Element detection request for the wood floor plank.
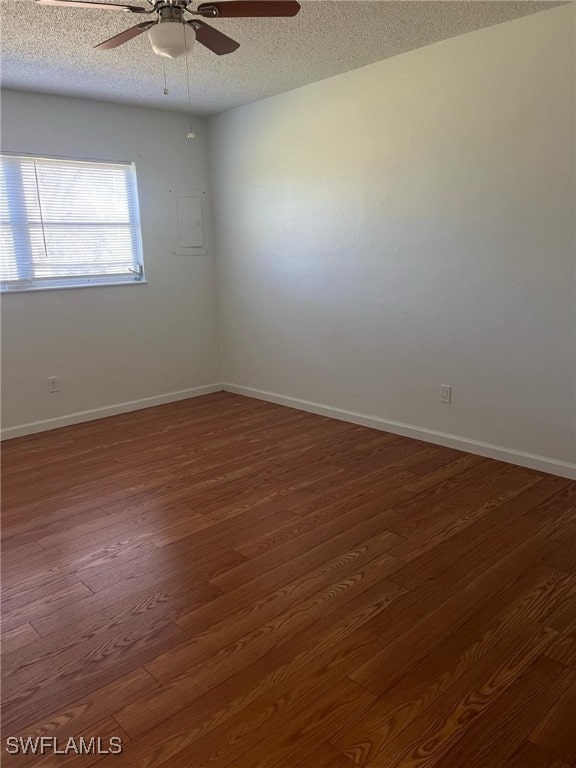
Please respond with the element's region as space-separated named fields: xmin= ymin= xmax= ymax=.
xmin=545 ymin=616 xmax=576 ymax=669
xmin=386 ymin=463 xmax=536 ymax=539
xmin=431 ymin=657 xmax=574 ymax=768
xmin=0 ymin=540 xmax=44 ymax=561
xmin=530 ymin=482 xmax=576 ymax=540
xmin=390 ymin=475 xmax=569 ymax=590
xmin=331 ymin=611 xmax=553 ymax=765
xmin=542 ymin=534 xmax=576 ymax=573
xmin=2 ymin=618 xmax=189 ymax=734
xmin=1 ymin=582 xmax=94 ymax=634
xmin=210 ymin=498 xmax=406 ymax=593
xmin=79 ymin=545 xmax=244 ymax=595
xmin=114 ymin=577 xmax=405 ymax=739
xmin=504 ymin=740 xmax=571 ymax=768
xmin=1 ymin=536 xmax=159 ymax=596
xmin=177 ymin=678 xmax=375 ymax=768
xmin=390 ymin=465 xmax=541 ymax=562
xmin=2 ymin=392 xmax=575 ymax=766
xmin=29 ymin=573 xmax=221 ymax=640
xmin=528 ymin=677 xmax=576 ymax=765
xmin=2 ymin=667 xmax=159 ymax=753
xmin=163 ymin=531 xmax=402 ymax=678
xmin=234 ymin=470 xmax=413 ymax=560
xmin=1 ymin=582 xmax=220 ymax=689
xmin=358 ymin=625 xmax=558 ymax=768
xmin=353 ymin=535 xmax=555 ymax=696
xmin=146 ymin=553 xmax=403 ymax=693
xmin=294 ymin=742 xmax=357 ymax=768
xmin=119 ymin=532 xmax=396 ymax=706
xmin=367 ymin=458 xmax=498 ymax=536
xmin=105 ymin=629 xmax=380 ymax=768
xmin=0 ymin=623 xmax=40 ymax=654
xmin=508 ymin=566 xmax=576 ymax=632
xmin=19 ymin=717 xmax=131 ymax=768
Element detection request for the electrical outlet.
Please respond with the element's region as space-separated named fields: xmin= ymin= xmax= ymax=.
xmin=47 ymin=376 xmax=59 ymax=393
xmin=440 ymin=384 xmax=451 ymax=404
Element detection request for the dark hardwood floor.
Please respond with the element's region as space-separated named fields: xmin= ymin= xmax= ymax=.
xmin=2 ymin=392 xmax=576 ymax=767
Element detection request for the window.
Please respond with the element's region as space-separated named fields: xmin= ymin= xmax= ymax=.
xmin=0 ymin=154 xmax=145 ymax=292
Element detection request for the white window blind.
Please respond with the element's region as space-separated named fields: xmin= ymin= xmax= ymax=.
xmin=0 ymin=154 xmax=145 ymax=291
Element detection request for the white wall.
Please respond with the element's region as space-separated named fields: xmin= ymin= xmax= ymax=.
xmin=209 ymin=5 xmax=576 ymax=477
xmin=1 ymin=90 xmax=220 ymax=434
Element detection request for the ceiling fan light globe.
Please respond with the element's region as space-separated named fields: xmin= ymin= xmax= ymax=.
xmin=148 ymin=21 xmax=194 ymax=59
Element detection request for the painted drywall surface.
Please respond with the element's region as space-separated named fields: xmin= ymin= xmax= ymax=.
xmin=1 ymin=90 xmax=219 ymax=429
xmin=210 ymin=5 xmax=576 ymax=466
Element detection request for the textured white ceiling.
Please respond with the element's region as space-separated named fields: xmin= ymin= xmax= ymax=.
xmin=0 ymin=0 xmax=564 ymax=115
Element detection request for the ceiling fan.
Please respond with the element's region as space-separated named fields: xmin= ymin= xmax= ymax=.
xmin=34 ymin=0 xmax=301 ymax=58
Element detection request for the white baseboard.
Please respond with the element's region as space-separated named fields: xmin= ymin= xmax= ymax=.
xmin=0 ymin=384 xmax=223 ymax=440
xmin=223 ymin=383 xmax=576 ymax=480
xmin=3 ymin=381 xmax=574 ymax=480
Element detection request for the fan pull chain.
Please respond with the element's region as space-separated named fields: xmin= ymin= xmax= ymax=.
xmin=162 ymin=60 xmax=169 ymax=96
xmin=184 ymin=24 xmax=196 ymax=139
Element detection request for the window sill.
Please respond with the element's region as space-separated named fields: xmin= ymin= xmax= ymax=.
xmin=1 ymin=281 xmax=148 ymax=294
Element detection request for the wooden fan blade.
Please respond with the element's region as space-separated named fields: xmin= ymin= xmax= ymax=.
xmin=197 ymin=1 xmax=300 ymax=18
xmin=94 ymin=20 xmax=155 ymax=49
xmin=35 ymin=0 xmax=150 ymax=12
xmin=188 ymin=20 xmax=239 ymax=55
